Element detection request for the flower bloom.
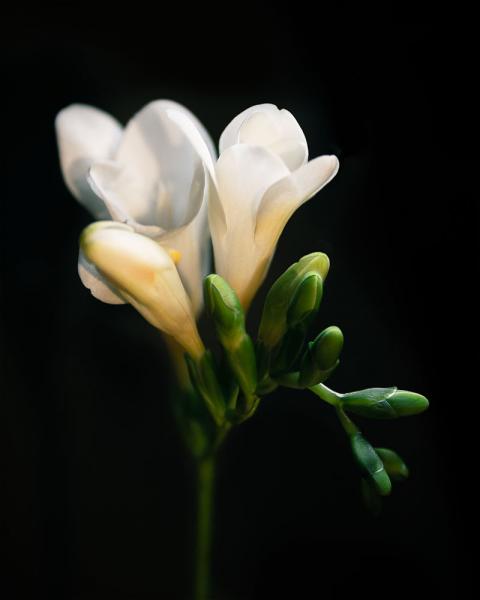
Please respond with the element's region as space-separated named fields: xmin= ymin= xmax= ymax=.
xmin=55 ymin=100 xmax=216 ymax=313
xmin=209 ymin=104 xmax=339 ymax=309
xmin=81 ymin=222 xmax=204 ymax=358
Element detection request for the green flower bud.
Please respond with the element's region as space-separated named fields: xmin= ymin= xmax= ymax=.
xmin=387 ymin=390 xmax=429 ymax=417
xmin=312 ymin=326 xmax=344 ymax=370
xmin=375 ymin=448 xmax=409 ymax=481
xmin=287 ymin=272 xmax=323 ymax=327
xmin=204 ymin=275 xmax=257 ymax=404
xmin=258 ymin=252 xmax=330 ymax=349
xmin=298 ymin=326 xmax=343 ymax=386
xmin=342 ymin=387 xmax=429 ymax=419
xmin=351 ymin=433 xmax=392 ymax=496
xmin=204 ymin=275 xmax=244 ymax=346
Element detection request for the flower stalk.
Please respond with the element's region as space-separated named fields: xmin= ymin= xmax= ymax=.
xmin=194 ymin=455 xmax=216 ymax=600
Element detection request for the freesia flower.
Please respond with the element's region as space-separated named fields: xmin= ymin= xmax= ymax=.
xmin=55 ymin=100 xmax=216 ymax=313
xmin=209 ymin=104 xmax=339 ymax=309
xmin=81 ymin=221 xmax=205 ymax=358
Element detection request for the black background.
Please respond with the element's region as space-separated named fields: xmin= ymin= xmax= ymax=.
xmin=2 ymin=10 xmax=477 ymax=600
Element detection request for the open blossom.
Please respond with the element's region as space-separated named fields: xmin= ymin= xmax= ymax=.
xmin=55 ymin=100 xmax=216 ymax=313
xmin=167 ymin=103 xmax=340 ymax=309
xmin=210 ymin=104 xmax=339 ymax=309
xmin=80 ymin=222 xmax=204 ymax=358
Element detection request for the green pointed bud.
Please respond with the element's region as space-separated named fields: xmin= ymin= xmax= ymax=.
xmin=298 ymin=326 xmax=343 ymax=386
xmin=204 ymin=275 xmax=257 ymax=403
xmin=387 ymin=390 xmax=429 ymax=416
xmin=375 ymin=448 xmax=409 ymax=481
xmin=204 ymin=275 xmax=244 ymax=346
xmin=287 ymin=272 xmax=323 ymax=327
xmin=258 ymin=252 xmax=330 ymax=349
xmin=312 ymin=326 xmax=344 ymax=370
xmin=351 ymin=433 xmax=392 ymax=496
xmin=342 ymin=387 xmax=429 ymax=419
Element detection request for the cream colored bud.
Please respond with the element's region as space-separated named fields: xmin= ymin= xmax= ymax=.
xmin=81 ymin=222 xmax=204 ymax=358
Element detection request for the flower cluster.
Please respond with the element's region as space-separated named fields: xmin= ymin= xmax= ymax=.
xmin=56 ymin=101 xmax=339 ymax=354
xmin=56 ymin=100 xmax=428 ymax=514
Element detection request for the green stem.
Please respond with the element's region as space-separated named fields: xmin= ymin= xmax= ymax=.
xmin=309 ymin=383 xmax=342 ymax=406
xmin=336 ymin=406 xmax=359 ymax=437
xmin=194 ymin=454 xmax=215 ymax=600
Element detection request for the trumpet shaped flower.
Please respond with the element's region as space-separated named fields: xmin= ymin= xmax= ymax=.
xmin=210 ymin=104 xmax=339 ymax=309
xmin=81 ymin=222 xmax=204 ymax=358
xmin=55 ymin=100 xmax=216 ymax=313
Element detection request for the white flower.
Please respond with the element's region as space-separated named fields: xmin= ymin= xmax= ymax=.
xmin=80 ymin=222 xmax=204 ymax=358
xmin=55 ymin=100 xmax=216 ymax=313
xmin=209 ymin=103 xmax=339 ymax=309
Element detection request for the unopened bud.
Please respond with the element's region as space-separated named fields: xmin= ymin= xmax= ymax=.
xmin=259 ymin=252 xmax=330 ymax=349
xmin=287 ymin=272 xmax=323 ymax=327
xmin=342 ymin=387 xmax=429 ymax=419
xmin=351 ymin=433 xmax=392 ymax=496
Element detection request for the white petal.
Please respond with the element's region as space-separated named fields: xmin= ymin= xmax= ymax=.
xmin=211 ymin=144 xmax=290 ymax=307
xmin=255 ymin=155 xmax=340 ymax=250
xmin=159 ymin=199 xmax=210 ymax=316
xmin=88 ymin=161 xmax=166 ymax=236
xmin=78 ymin=249 xmax=125 ymax=304
xmin=112 ymin=100 xmax=215 ymax=229
xmin=238 ymin=108 xmax=308 ymax=170
xmin=55 ymin=104 xmax=122 ymax=218
xmin=214 ymin=143 xmax=289 ymax=233
xmin=219 ymin=104 xmax=308 ymax=171
xmin=219 ymin=103 xmax=278 ymax=153
xmin=164 ymin=105 xmax=216 ymax=180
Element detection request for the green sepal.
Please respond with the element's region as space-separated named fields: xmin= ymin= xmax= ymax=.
xmin=258 ymin=252 xmax=330 ymax=349
xmin=342 ymin=387 xmax=429 ymax=419
xmin=185 ymin=352 xmax=226 ymax=426
xmin=375 ymin=448 xmax=409 ymax=481
xmin=170 ymin=388 xmax=217 ymax=460
xmin=286 ymin=272 xmax=323 ymax=328
xmin=226 ymin=334 xmax=258 ymax=399
xmin=298 ymin=356 xmax=339 ymax=387
xmin=256 ymin=377 xmax=278 ymax=395
xmin=270 ymin=324 xmax=307 ymax=376
xmin=351 ymin=432 xmax=392 ymax=496
xmin=256 ymin=341 xmax=271 ymax=384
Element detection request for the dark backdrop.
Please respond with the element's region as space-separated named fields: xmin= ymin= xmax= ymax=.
xmin=2 ymin=11 xmax=477 ymax=600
